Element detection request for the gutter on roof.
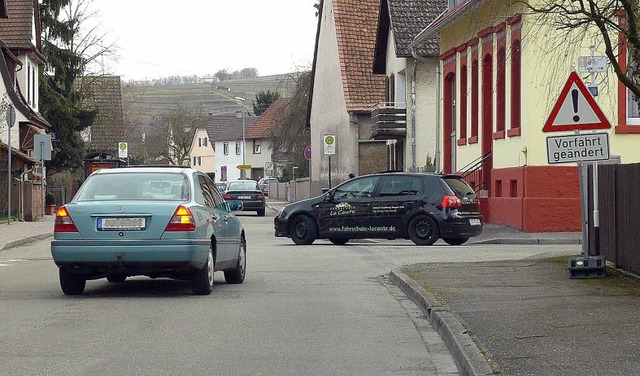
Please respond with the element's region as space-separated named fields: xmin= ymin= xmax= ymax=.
xmin=409 ymin=1 xmax=481 ymax=49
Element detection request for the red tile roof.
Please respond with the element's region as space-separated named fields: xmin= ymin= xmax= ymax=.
xmin=334 ymin=0 xmax=386 ymax=112
xmin=245 ymin=98 xmax=291 ymax=139
xmin=0 ymin=0 xmax=39 ymax=50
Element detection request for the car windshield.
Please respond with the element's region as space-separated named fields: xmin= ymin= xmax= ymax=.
xmin=443 ymin=177 xmax=476 ymax=199
xmin=76 ymin=172 xmax=190 ymax=201
xmin=227 ymin=181 xmax=259 ymax=191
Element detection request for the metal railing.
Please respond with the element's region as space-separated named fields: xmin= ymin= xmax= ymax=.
xmin=456 ymin=152 xmax=492 ymax=192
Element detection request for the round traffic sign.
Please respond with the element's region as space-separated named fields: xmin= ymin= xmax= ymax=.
xmin=304 ymin=146 xmax=311 ymax=160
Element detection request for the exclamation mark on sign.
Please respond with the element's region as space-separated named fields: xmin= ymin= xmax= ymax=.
xmin=572 ymin=89 xmax=580 ymax=122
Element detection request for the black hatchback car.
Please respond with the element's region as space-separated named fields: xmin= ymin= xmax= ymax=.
xmin=274 ymin=172 xmax=482 ymax=245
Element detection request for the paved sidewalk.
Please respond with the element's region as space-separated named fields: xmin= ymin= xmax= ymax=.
xmin=0 ymin=214 xmax=55 ymax=251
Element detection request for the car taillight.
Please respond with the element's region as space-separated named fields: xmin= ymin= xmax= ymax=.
xmin=257 ymin=193 xmax=264 ymax=200
xmin=223 ymin=193 xmax=231 ymax=200
xmin=54 ymin=206 xmax=78 ymax=232
xmin=165 ymin=205 xmax=196 ymax=231
xmin=440 ymin=195 xmax=462 ymax=208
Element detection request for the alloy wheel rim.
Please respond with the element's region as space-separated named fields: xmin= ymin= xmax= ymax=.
xmin=207 ymin=251 xmax=214 ymax=287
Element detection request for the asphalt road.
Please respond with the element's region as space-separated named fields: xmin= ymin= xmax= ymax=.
xmin=0 ymin=210 xmax=579 ymax=376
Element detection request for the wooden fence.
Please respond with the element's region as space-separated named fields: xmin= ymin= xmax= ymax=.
xmin=588 ymin=163 xmax=640 ymax=275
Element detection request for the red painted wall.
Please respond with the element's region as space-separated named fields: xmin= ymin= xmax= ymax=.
xmin=488 ymin=166 xmax=581 ymax=232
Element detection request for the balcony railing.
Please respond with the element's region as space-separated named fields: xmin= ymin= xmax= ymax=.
xmin=371 ymin=102 xmax=406 ymax=140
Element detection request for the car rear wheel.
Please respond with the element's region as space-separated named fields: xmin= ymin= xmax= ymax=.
xmin=408 ymin=215 xmax=439 ymax=245
xmin=192 ymin=247 xmax=214 ymax=295
xmin=107 ymin=274 xmax=127 ymax=283
xmin=59 ymin=269 xmax=86 ymax=295
xmin=329 ymin=238 xmax=349 ymax=245
xmin=224 ymin=237 xmax=246 ymax=284
xmin=257 ymin=208 xmax=265 ymax=216
xmin=289 ymin=215 xmax=318 ymax=245
xmin=443 ymin=237 xmax=469 ymax=245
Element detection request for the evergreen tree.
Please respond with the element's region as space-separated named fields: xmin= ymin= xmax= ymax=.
xmin=253 ymin=90 xmax=280 ymax=115
xmin=40 ymin=0 xmax=97 ymax=172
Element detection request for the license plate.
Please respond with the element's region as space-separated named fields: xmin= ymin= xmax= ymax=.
xmin=98 ymin=217 xmax=146 ymax=230
xmin=469 ymin=218 xmax=481 ymax=226
xmin=238 ymin=195 xmax=251 ymax=199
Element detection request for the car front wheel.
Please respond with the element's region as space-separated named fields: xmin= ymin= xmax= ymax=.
xmin=289 ymin=215 xmax=318 ymax=245
xmin=59 ymin=269 xmax=86 ymax=295
xmin=408 ymin=215 xmax=439 ymax=245
xmin=225 ymin=237 xmax=246 ymax=284
xmin=192 ymin=247 xmax=214 ymax=295
xmin=443 ymin=237 xmax=469 ymax=245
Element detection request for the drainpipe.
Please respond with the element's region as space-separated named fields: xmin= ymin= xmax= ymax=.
xmin=410 ymin=61 xmax=417 ymax=172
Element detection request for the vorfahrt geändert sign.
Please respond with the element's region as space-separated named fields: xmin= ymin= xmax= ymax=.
xmin=546 ymin=132 xmax=610 ymax=164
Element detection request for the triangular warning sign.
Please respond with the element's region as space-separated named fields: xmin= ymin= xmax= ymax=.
xmin=542 ymin=71 xmax=611 ymax=132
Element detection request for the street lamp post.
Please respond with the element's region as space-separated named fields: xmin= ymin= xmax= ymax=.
xmin=234 ymin=96 xmax=246 ymax=179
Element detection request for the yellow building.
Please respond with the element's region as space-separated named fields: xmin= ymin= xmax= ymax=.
xmin=411 ymin=0 xmax=640 ymax=231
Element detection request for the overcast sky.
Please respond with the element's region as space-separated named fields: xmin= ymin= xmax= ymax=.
xmin=88 ymin=0 xmax=319 ymax=80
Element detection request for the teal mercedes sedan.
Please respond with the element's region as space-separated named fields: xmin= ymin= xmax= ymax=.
xmin=51 ymin=166 xmax=246 ymax=296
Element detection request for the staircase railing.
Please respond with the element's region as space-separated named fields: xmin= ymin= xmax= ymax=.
xmin=456 ymin=152 xmax=492 ymax=193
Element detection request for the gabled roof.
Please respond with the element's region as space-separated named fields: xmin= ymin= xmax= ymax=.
xmin=79 ymin=76 xmax=125 ymax=152
xmin=373 ymin=0 xmax=445 ymax=72
xmin=1 ymin=0 xmax=42 ymax=54
xmin=245 ymin=98 xmax=291 ymax=139
xmin=333 ymin=0 xmax=386 ymax=112
xmin=205 ymin=115 xmax=259 ymax=142
xmin=410 ymin=0 xmax=482 ymax=48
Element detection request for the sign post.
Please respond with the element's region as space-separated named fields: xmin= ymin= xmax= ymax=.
xmin=6 ymin=106 xmax=15 ymax=224
xmin=323 ymin=135 xmax=335 ymax=189
xmin=304 ymin=146 xmax=311 ymax=197
xmin=543 ymin=70 xmax=611 ymax=278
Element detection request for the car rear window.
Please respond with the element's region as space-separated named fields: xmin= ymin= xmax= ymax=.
xmin=76 ymin=172 xmax=190 ymax=201
xmin=227 ymin=181 xmax=259 ymax=190
xmin=442 ymin=177 xmax=476 ymax=199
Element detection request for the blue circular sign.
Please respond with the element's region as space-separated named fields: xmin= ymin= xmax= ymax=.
xmin=304 ymin=146 xmax=311 ymax=161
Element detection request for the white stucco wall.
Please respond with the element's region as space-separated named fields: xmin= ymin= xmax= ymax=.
xmin=310 ymin=0 xmax=358 ymax=182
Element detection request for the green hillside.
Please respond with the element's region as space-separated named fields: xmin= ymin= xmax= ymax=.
xmin=122 ymin=73 xmax=300 ymax=124
xmin=119 ymin=72 xmax=303 ymax=155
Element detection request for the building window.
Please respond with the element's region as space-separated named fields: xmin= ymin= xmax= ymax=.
xmin=192 ymin=156 xmax=201 ymax=166
xmin=253 ymin=139 xmax=261 ymax=154
xmin=235 ymin=141 xmax=241 ymax=155
xmin=198 ymin=137 xmax=208 ymax=147
xmin=471 ymin=57 xmax=479 ymax=141
xmin=496 ymin=46 xmax=506 ymax=134
xmin=508 ymin=14 xmax=522 ymax=136
xmin=223 ymin=142 xmax=229 ymax=155
xmin=460 ymin=64 xmax=468 ymax=143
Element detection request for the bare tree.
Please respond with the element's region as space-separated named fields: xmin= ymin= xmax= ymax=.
xmin=270 ymin=71 xmax=312 ymax=177
xmin=525 ymin=0 xmax=640 ymax=98
xmin=145 ymin=106 xmax=206 ymax=166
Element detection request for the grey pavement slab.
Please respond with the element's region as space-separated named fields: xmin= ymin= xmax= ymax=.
xmin=0 ymin=215 xmax=54 ymax=251
xmin=394 ymin=259 xmax=640 ymax=375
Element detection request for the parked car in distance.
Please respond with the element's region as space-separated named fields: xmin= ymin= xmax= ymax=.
xmin=224 ymin=179 xmax=266 ymax=216
xmin=50 ymin=166 xmax=247 ymax=296
xmin=274 ymin=172 xmax=482 ymax=246
xmin=258 ymin=177 xmax=279 ymax=197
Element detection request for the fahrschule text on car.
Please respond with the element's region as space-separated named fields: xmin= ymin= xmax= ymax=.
xmin=274 ymin=172 xmax=483 ymax=246
xmin=50 ymin=166 xmax=247 ymax=296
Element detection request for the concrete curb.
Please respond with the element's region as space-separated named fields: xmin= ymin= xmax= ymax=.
xmin=0 ymin=233 xmax=53 ymax=252
xmin=471 ymin=238 xmax=580 ymax=245
xmin=389 ymin=269 xmax=494 ymax=376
